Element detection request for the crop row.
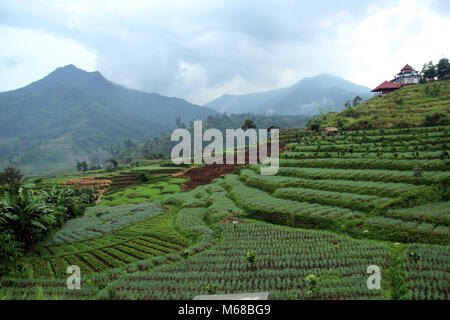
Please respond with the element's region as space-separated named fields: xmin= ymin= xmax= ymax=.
xmin=386 ymin=202 xmax=450 ymax=226
xmin=274 ymin=187 xmax=390 ymax=213
xmin=288 ymin=131 xmax=449 ymax=146
xmin=240 ymin=168 xmax=421 ymax=197
xmin=361 ymin=217 xmax=449 ymax=245
xmin=261 ymin=166 xmax=449 ymax=185
xmin=281 ymin=151 xmax=446 ymax=161
xmin=402 ymin=244 xmax=449 ymax=300
xmin=279 ymin=158 xmax=449 ymax=171
xmin=280 ymin=125 xmax=449 ymax=140
xmin=222 ymin=175 xmax=365 ymax=229
xmin=288 ymin=141 xmax=448 ymax=153
xmin=102 ymin=223 xmax=390 ymax=300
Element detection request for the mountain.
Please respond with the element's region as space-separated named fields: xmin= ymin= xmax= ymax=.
xmin=205 ymin=74 xmax=371 ymax=115
xmin=311 ymin=79 xmax=450 ymax=130
xmin=0 ymin=64 xmax=217 ymax=174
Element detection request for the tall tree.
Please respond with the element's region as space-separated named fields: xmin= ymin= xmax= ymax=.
xmin=353 ymin=96 xmax=362 ymax=107
xmin=242 ymin=118 xmax=257 ymax=130
xmin=421 ymin=61 xmax=437 ymax=82
xmin=437 ymin=58 xmax=450 ymax=80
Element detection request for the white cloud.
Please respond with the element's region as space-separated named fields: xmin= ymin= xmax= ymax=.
xmin=0 ymin=25 xmax=97 ymax=91
xmin=0 ymin=0 xmax=449 ymax=103
xmin=333 ymin=0 xmax=450 ymax=88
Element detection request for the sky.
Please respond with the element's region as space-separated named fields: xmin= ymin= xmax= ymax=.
xmin=0 ymin=0 xmax=449 ymax=105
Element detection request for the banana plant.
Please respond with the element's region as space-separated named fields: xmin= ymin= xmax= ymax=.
xmin=1 ymin=188 xmax=55 ymax=250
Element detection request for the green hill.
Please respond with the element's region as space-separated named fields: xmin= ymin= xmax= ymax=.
xmin=312 ymin=79 xmax=450 ymax=130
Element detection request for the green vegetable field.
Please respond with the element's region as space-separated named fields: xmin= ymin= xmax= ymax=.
xmin=1 ymin=125 xmax=449 ymax=300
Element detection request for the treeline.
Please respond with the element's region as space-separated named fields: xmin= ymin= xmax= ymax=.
xmin=91 ymin=113 xmax=311 ymax=169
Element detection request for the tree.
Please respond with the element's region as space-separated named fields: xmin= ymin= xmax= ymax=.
xmin=76 ymin=162 xmax=83 ymax=172
xmin=352 ymin=96 xmax=362 ymax=107
xmin=437 ymin=58 xmax=450 ymax=80
xmin=109 ymin=158 xmax=118 ymax=169
xmin=421 ymin=61 xmax=437 ymax=82
xmin=241 ymin=118 xmax=257 ymax=130
xmin=307 ymin=118 xmax=321 ymax=131
xmin=0 ymin=167 xmax=23 ymax=195
xmin=344 ymin=100 xmax=352 ymax=109
xmin=81 ymin=161 xmax=88 ymax=172
xmin=1 ymin=188 xmax=55 ymax=250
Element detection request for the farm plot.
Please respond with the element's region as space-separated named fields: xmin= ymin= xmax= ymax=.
xmin=49 ymin=201 xmax=164 ymax=245
xmin=403 ymin=244 xmax=450 ymax=300
xmin=101 ymin=176 xmax=186 ymax=206
xmin=104 ymin=223 xmax=390 ymax=300
xmin=28 ymin=207 xmax=190 ymax=278
xmin=222 ymin=174 xmax=365 ymax=229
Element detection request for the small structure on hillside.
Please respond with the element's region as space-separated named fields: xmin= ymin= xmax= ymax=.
xmin=371 ymin=81 xmax=402 ymax=97
xmin=371 ymin=64 xmax=420 ymax=97
xmin=392 ymin=64 xmax=420 ymax=85
xmin=323 ymin=126 xmax=339 ymax=136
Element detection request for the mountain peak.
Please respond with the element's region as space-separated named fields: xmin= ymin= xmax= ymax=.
xmin=41 ymin=64 xmax=108 ymax=87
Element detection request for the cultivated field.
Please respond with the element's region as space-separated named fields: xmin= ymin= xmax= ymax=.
xmin=1 ymin=125 xmax=449 ymax=300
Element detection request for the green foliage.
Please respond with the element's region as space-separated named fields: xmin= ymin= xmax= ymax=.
xmin=241 ymin=118 xmax=257 ymax=130
xmin=1 ymin=188 xmax=55 ymax=250
xmin=0 ymin=232 xmax=23 ymax=276
xmin=0 ymin=167 xmax=23 ymax=194
xmin=246 ymin=249 xmax=256 ymax=267
xmin=437 ymin=58 xmax=450 ymax=80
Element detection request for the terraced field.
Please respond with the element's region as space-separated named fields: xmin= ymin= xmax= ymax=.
xmin=26 ymin=205 xmax=189 ymax=279
xmin=1 ymin=125 xmax=449 ymax=300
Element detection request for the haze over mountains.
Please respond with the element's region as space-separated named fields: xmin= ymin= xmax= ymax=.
xmin=0 ymin=65 xmax=217 ymax=174
xmin=205 ymin=74 xmax=371 ymax=115
xmin=0 ymin=65 xmax=372 ymax=175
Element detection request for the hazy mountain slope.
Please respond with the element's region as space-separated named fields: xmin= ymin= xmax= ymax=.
xmin=0 ymin=65 xmax=217 ymax=174
xmin=205 ymin=74 xmax=371 ymax=115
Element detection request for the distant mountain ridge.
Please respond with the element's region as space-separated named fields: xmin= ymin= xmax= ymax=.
xmin=205 ymin=74 xmax=371 ymax=115
xmin=0 ymin=64 xmax=217 ymax=174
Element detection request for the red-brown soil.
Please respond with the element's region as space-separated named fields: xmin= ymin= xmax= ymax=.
xmin=63 ymin=176 xmax=112 ymax=196
xmin=180 ymin=164 xmax=238 ymax=190
xmin=180 ymin=141 xmax=285 ymax=191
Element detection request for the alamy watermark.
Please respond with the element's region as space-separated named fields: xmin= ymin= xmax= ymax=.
xmin=67 ymin=265 xmax=81 ymax=290
xmin=366 ymin=265 xmax=381 ymax=290
xmin=171 ymin=121 xmax=279 ymax=175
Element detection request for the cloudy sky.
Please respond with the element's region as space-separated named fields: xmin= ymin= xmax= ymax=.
xmin=1 ymin=0 xmax=449 ymax=105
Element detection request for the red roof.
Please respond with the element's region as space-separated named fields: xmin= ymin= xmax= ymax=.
xmin=371 ymin=81 xmax=402 ymax=92
xmin=400 ymin=64 xmax=413 ymax=72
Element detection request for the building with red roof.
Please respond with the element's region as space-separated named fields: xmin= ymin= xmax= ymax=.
xmin=371 ymin=64 xmax=420 ymax=97
xmin=371 ymin=81 xmax=402 ymax=97
xmin=392 ymin=64 xmax=420 ymax=85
